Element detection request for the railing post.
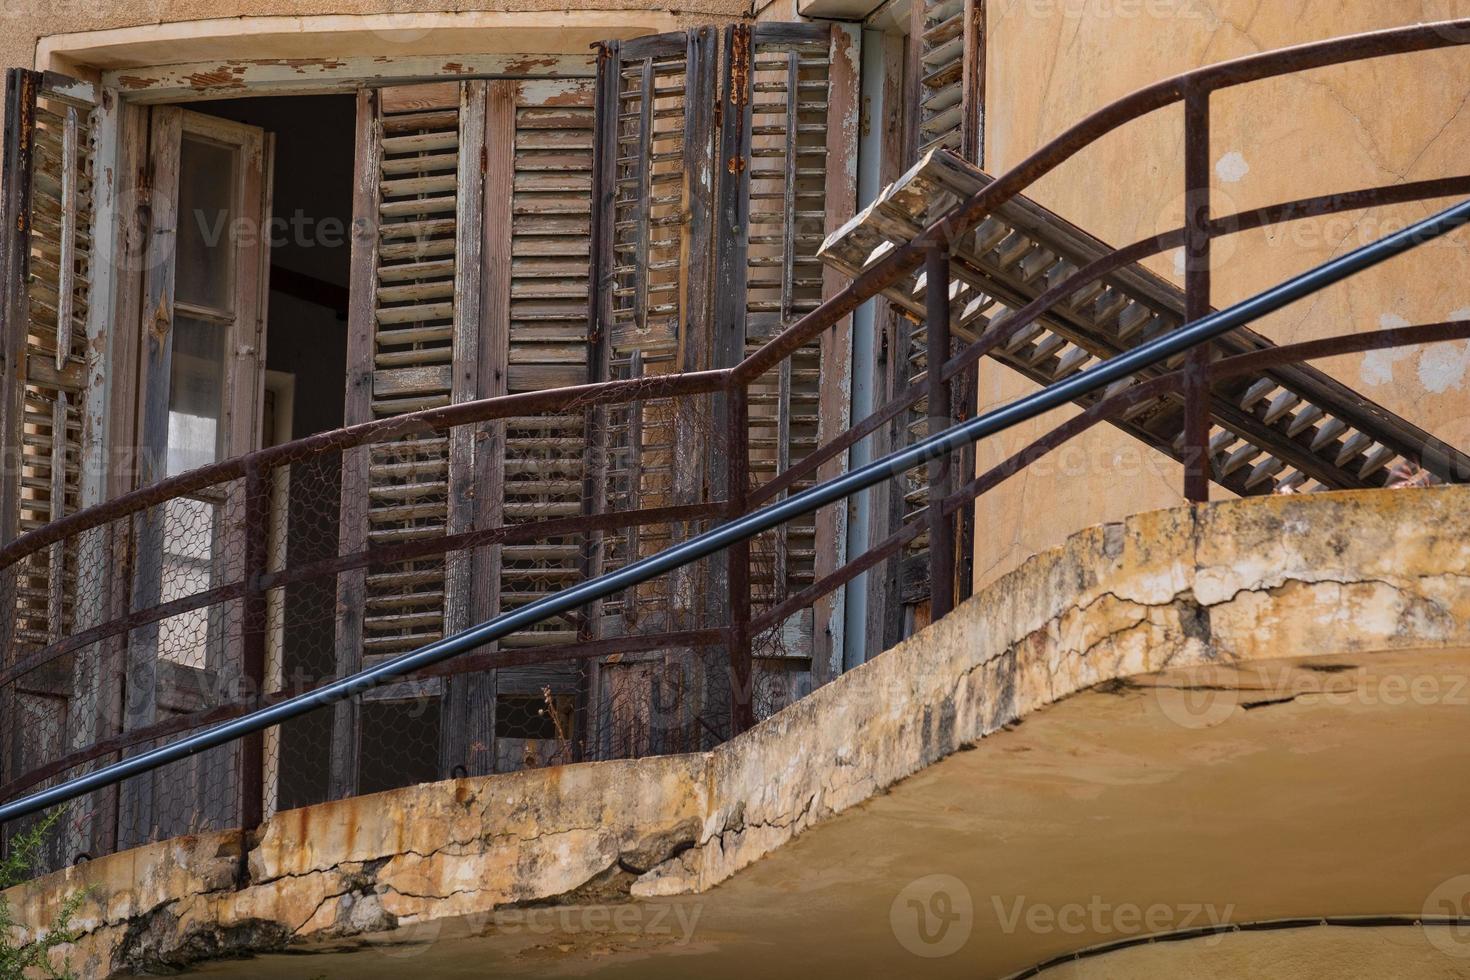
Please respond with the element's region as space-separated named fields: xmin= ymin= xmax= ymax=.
xmin=725 ymin=384 xmax=755 ymax=736
xmin=1182 ymin=85 xmax=1213 ymax=504
xmin=926 ymin=244 xmax=955 ymax=620
xmin=238 ymin=461 xmax=268 ymax=834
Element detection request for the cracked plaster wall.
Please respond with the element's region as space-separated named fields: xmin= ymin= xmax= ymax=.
xmin=7 ymin=485 xmax=1470 ymax=974
xmin=976 ymin=0 xmax=1470 ymax=591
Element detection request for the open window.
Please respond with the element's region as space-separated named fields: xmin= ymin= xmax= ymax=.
xmin=143 ymin=109 xmax=272 ymax=676
xmin=119 ymin=106 xmax=273 ymax=846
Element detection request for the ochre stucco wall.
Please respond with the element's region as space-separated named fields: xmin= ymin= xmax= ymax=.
xmin=977 ymin=0 xmax=1470 ymax=590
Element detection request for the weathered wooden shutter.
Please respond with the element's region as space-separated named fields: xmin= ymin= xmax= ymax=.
xmin=592 ymin=30 xmax=717 ymax=634
xmin=0 ymin=69 xmax=108 ymax=865
xmin=912 ymin=0 xmax=983 ymax=161
xmin=596 ymin=29 xmax=716 ymax=374
xmin=475 ymin=77 xmax=597 ymax=771
xmin=487 ymin=78 xmax=595 ymax=650
xmin=0 ymin=70 xmax=98 ymax=645
xmin=337 ymin=81 xmax=464 ymax=661
xmin=0 ymin=70 xmax=100 ymax=825
xmin=715 ymin=23 xmax=859 ymax=680
xmin=583 ymin=30 xmax=721 ymax=755
xmin=337 ymin=77 xmax=602 ymax=785
xmin=335 ymin=80 xmax=486 ymax=794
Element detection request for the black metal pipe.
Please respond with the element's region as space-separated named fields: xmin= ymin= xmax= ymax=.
xmin=3 ymin=195 xmax=1468 ymax=828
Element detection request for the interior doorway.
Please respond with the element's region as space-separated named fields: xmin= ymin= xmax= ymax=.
xmin=184 ymin=94 xmax=360 ymax=811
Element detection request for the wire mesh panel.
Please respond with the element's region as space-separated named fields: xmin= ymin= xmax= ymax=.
xmin=267 ymin=449 xmax=342 ymax=814
xmin=118 ymin=476 xmax=248 ymax=849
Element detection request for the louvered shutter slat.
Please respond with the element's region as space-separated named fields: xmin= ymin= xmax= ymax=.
xmin=345 ymin=84 xmax=471 ymax=665
xmin=714 ymin=24 xmax=858 ymax=674
xmin=0 ymin=71 xmax=97 ymax=652
xmin=591 ymin=31 xmax=717 ymax=635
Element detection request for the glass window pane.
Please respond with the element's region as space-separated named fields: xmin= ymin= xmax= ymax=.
xmin=167 ymin=315 xmax=227 ymax=476
xmin=175 ymin=135 xmax=238 ymax=311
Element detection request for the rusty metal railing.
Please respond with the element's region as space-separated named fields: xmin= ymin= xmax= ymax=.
xmin=3 ymin=19 xmax=1470 ymax=862
xmin=2 ymin=190 xmax=1468 ymax=833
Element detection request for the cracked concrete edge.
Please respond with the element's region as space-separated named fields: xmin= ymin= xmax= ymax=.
xmin=637 ymin=486 xmax=1470 ymax=894
xmin=7 ymin=486 xmax=1470 ymax=974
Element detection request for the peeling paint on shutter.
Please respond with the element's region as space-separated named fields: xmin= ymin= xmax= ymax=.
xmin=715 ymin=23 xmax=858 ymax=677
xmin=0 ymin=70 xmax=97 ymax=652
xmin=592 ymin=30 xmax=716 ymax=634
xmin=493 ymin=77 xmax=595 ymax=661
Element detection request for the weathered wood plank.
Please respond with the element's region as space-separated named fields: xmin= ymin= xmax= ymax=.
xmin=961 ymin=0 xmax=986 ymax=165
xmin=381 ymin=80 xmax=462 ymax=114
xmin=441 ymin=79 xmax=495 ymax=779
xmin=863 ymin=31 xmax=912 ymax=664
xmin=118 ymin=102 xmax=183 ymax=848
xmin=330 ymin=87 xmax=381 ymax=802
xmin=811 ymin=23 xmax=860 ymax=684
xmin=0 ymin=70 xmax=38 ymax=830
xmin=103 ymin=54 xmax=596 ymax=104
xmin=372 ymin=364 xmax=455 ymax=397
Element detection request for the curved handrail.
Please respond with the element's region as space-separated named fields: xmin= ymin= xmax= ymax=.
xmin=5 ymin=19 xmax=1468 ymax=576
xmin=3 ymin=190 xmax=1466 ymax=826
xmin=9 ymin=322 xmax=1470 ymax=803
xmin=0 ymin=368 xmax=732 ymax=568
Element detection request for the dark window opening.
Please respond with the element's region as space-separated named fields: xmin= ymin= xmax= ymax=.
xmin=189 ymin=94 xmax=355 ymax=811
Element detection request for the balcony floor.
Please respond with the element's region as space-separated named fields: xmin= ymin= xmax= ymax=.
xmin=189 ymin=647 xmax=1470 ymax=979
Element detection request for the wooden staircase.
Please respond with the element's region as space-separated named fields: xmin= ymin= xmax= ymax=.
xmin=819 ymin=148 xmax=1470 ymax=496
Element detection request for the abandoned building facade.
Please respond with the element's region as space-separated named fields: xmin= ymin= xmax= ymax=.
xmin=0 ymin=1 xmax=1469 ymax=963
